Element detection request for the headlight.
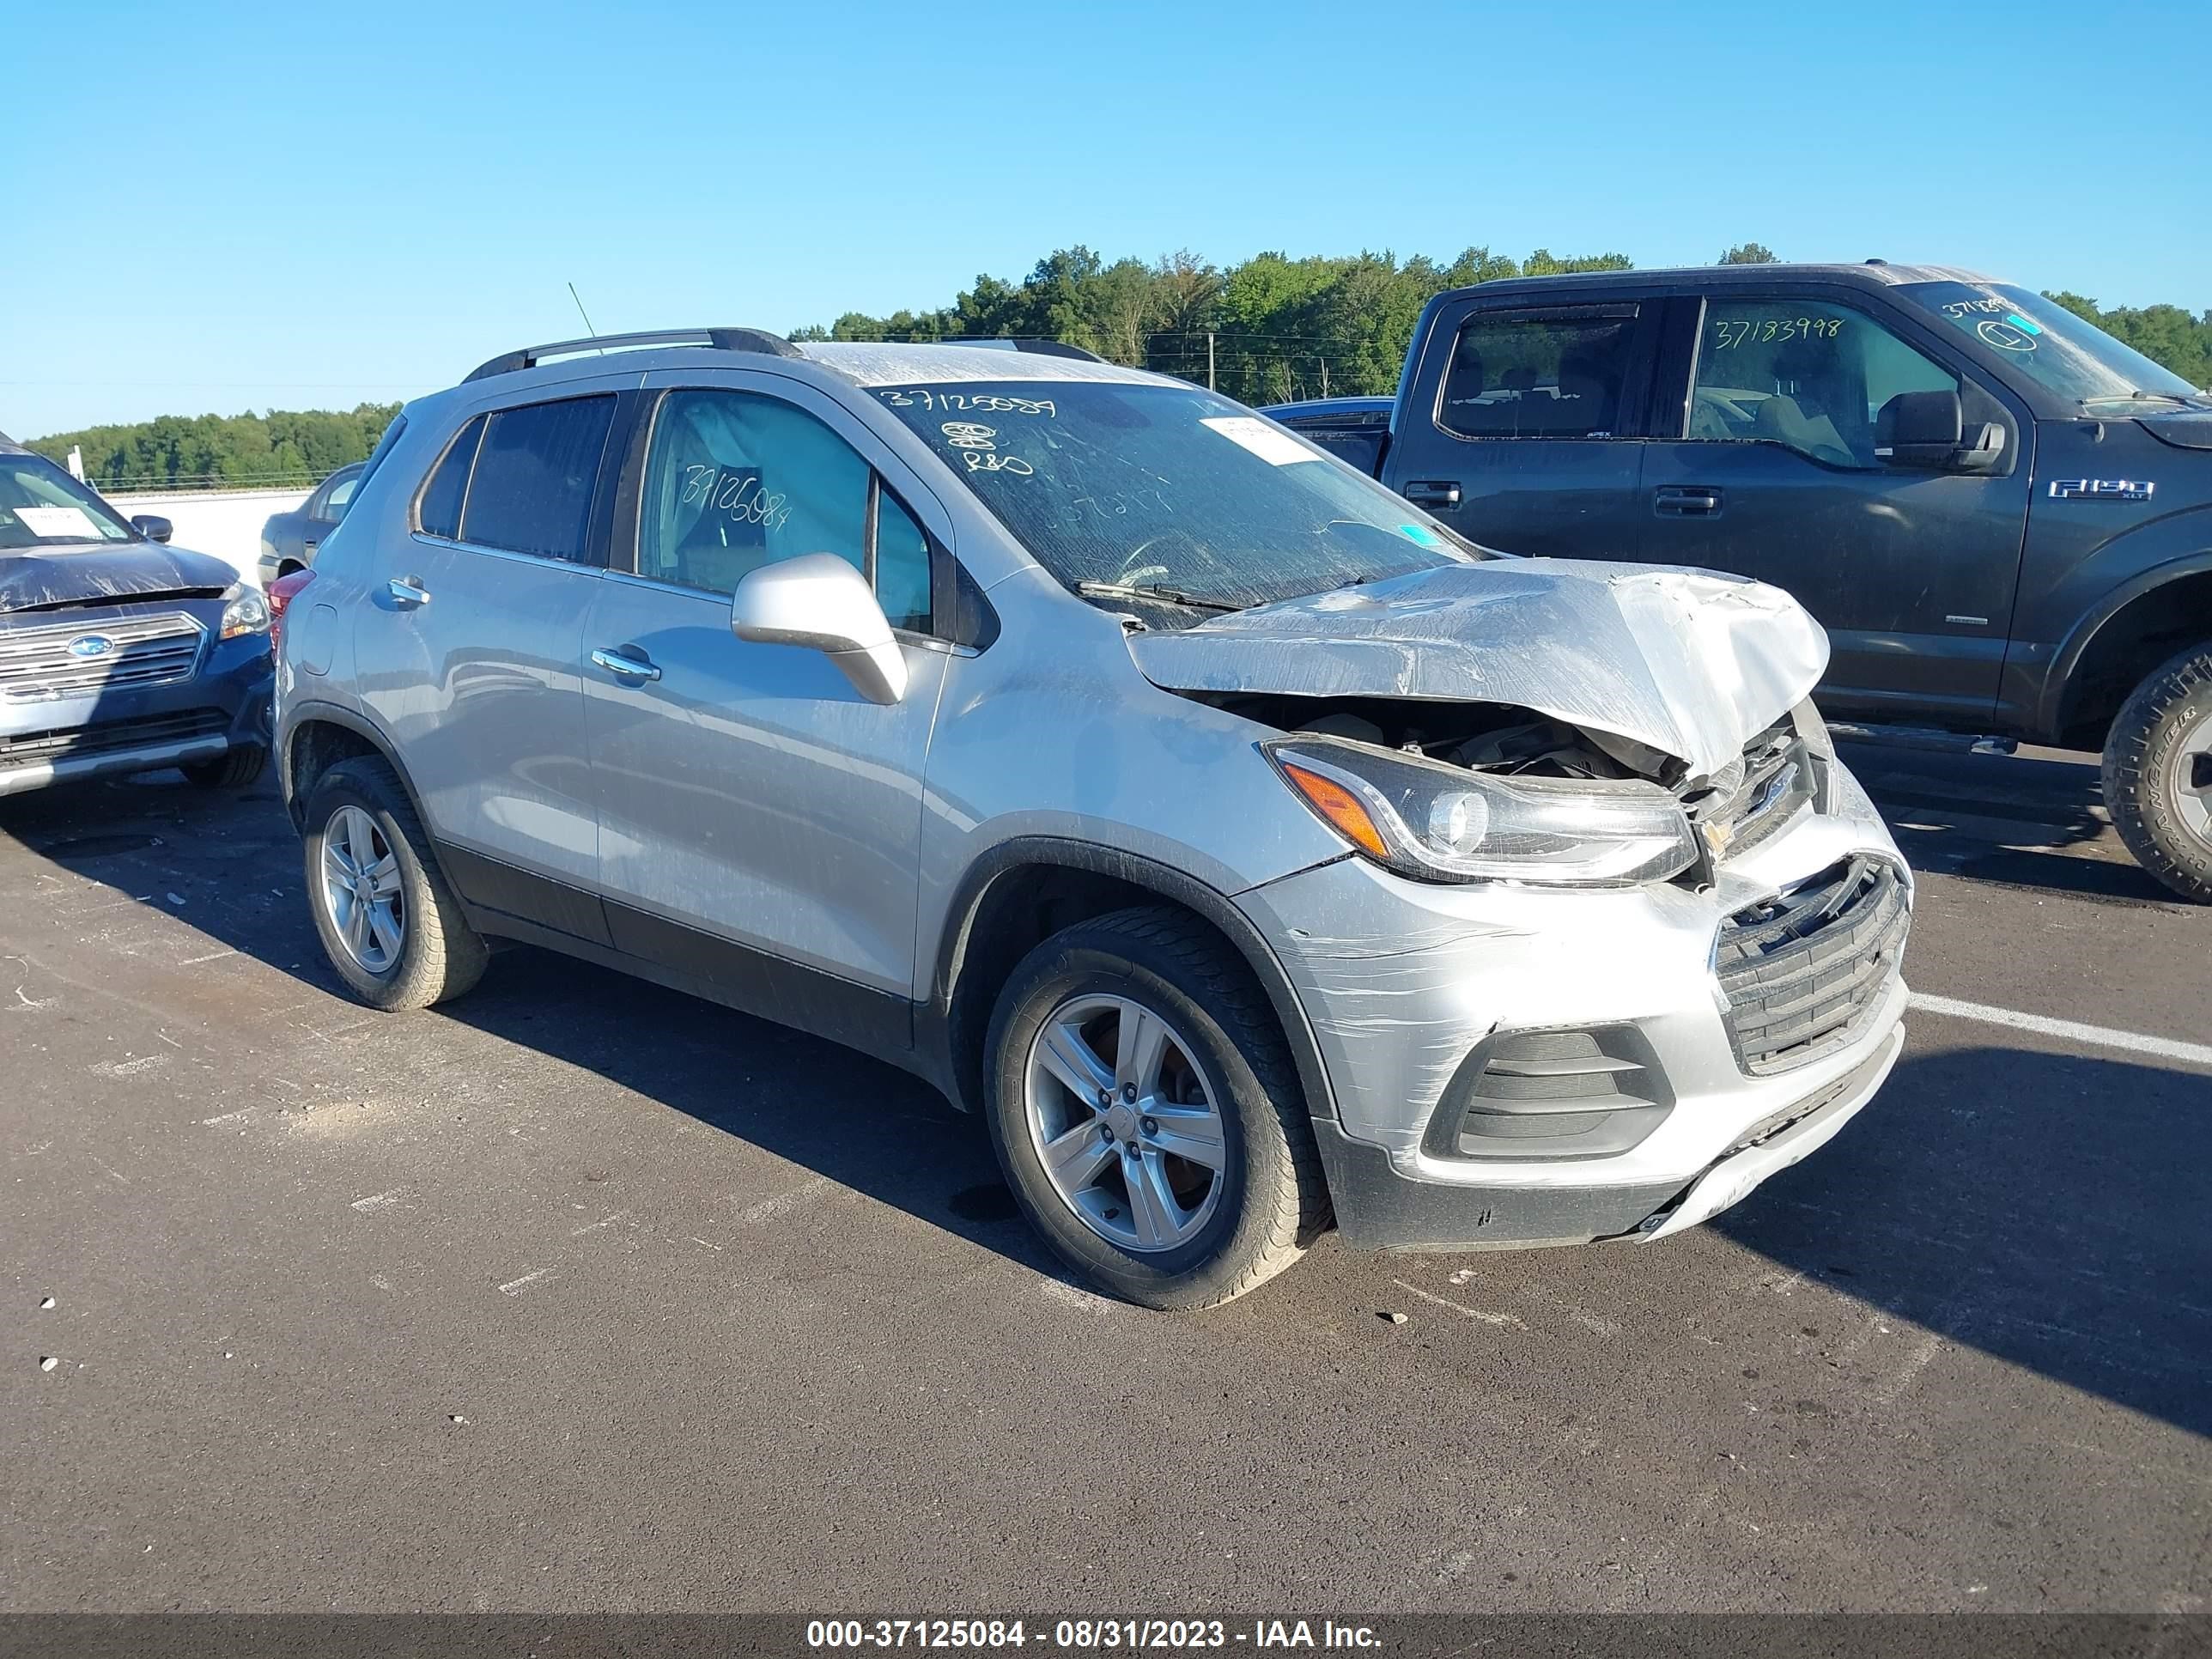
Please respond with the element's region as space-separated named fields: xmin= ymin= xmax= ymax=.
xmin=1266 ymin=736 xmax=1697 ymax=887
xmin=219 ymin=583 xmax=270 ymax=641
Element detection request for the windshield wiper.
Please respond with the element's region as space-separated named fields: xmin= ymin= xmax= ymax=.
xmin=1074 ymin=580 xmax=1242 ymax=613
xmin=2086 ymin=391 xmax=2206 ymax=409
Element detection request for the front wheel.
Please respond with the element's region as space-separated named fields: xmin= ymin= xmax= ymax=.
xmin=2104 ymin=643 xmax=2212 ymax=903
xmin=981 ymin=908 xmax=1329 ymax=1310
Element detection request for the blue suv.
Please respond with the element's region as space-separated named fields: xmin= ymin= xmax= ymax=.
xmin=0 ymin=432 xmax=274 ymax=799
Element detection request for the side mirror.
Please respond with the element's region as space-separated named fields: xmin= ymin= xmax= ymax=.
xmin=732 ymin=552 xmax=908 ymax=705
xmin=131 ymin=514 xmax=173 ymax=544
xmin=1875 ymin=390 xmax=2007 ymax=473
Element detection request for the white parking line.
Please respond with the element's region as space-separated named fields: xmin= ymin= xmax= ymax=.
xmin=1910 ymin=992 xmax=2212 ymax=1070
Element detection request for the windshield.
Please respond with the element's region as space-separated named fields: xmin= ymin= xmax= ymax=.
xmin=1899 ymin=282 xmax=2202 ymax=407
xmin=873 ymin=380 xmax=1474 ymax=614
xmin=0 ymin=453 xmax=137 ymax=551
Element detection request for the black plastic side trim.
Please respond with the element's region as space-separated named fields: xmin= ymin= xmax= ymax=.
xmin=436 ymin=842 xmax=614 ymax=949
xmin=453 ymin=902 xmax=930 ymax=1085
xmin=601 ymin=899 xmax=914 ymax=1059
xmin=1315 ymin=1120 xmax=1685 ymax=1253
xmin=427 ymin=840 xmax=918 ymax=1066
xmin=925 ymin=838 xmax=1340 ymax=1122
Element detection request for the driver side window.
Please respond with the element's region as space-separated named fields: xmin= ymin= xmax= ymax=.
xmin=1691 ymin=298 xmax=1958 ymax=468
xmin=638 ymin=389 xmax=932 ymax=630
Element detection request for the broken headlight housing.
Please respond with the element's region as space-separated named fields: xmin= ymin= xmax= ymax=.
xmin=1266 ymin=736 xmax=1698 ymax=887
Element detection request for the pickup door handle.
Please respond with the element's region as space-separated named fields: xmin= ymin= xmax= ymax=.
xmin=386 ymin=575 xmax=431 ymax=606
xmin=591 ymin=647 xmax=661 ymax=683
xmin=1403 ymin=479 xmax=1462 ymax=509
xmin=1653 ymin=485 xmax=1723 ymax=517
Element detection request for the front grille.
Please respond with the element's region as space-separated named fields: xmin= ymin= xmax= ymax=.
xmin=1716 ymin=855 xmax=1910 ymax=1075
xmin=1426 ymin=1025 xmax=1674 ymax=1160
xmin=0 ymin=708 xmax=228 ymax=769
xmin=0 ymin=612 xmax=206 ymax=703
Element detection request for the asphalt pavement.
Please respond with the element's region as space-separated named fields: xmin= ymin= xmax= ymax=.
xmin=2 ymin=742 xmax=2206 ymax=1615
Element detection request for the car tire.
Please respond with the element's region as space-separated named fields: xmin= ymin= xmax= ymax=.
xmin=181 ymin=744 xmax=267 ymax=789
xmin=981 ymin=907 xmax=1330 ymax=1310
xmin=302 ymin=757 xmax=489 ymax=1010
xmin=2104 ymin=642 xmax=2212 ymax=904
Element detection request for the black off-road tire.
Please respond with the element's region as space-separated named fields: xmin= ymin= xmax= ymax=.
xmin=2103 ymin=642 xmax=2212 ymax=904
xmin=181 ymin=744 xmax=268 ymax=789
xmin=301 ymin=757 xmax=489 ymax=1010
xmin=982 ymin=907 xmax=1330 ymax=1310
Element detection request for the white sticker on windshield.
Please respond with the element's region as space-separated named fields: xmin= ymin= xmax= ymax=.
xmin=14 ymin=506 xmax=102 ymax=539
xmin=1200 ymin=416 xmax=1318 ymax=466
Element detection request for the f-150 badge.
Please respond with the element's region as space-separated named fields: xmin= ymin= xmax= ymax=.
xmin=2049 ymin=479 xmax=2155 ymax=501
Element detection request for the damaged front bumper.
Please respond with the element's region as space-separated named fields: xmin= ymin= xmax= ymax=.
xmin=1237 ymin=762 xmax=1911 ymax=1253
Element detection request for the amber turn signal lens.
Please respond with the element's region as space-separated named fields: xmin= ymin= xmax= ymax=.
xmin=1279 ymin=763 xmax=1389 ymax=860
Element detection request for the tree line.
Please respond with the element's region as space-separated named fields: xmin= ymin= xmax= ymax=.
xmin=27 ymin=244 xmax=2209 ymax=489
xmin=792 ymin=242 xmax=2212 ymax=402
xmin=28 ymin=404 xmax=401 ymax=495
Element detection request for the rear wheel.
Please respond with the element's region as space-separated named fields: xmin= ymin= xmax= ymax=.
xmin=302 ymin=757 xmax=488 ymax=1009
xmin=2104 ymin=642 xmax=2212 ymax=903
xmin=982 ymin=908 xmax=1328 ymax=1310
xmin=181 ymin=744 xmax=267 ymax=789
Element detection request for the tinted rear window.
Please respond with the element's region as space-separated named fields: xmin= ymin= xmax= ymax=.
xmin=457 ymin=396 xmax=616 ymax=562
xmin=1439 ymin=309 xmax=1638 ymax=439
xmin=416 ymin=416 xmax=482 ymax=540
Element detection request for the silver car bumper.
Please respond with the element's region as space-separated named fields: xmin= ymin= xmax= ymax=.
xmin=1237 ymin=762 xmax=1912 ymax=1251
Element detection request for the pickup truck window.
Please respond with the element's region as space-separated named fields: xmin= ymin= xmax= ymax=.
xmin=1898 ymin=281 xmax=2201 ymax=409
xmin=1690 ymin=298 xmax=1955 ymax=469
xmin=1437 ymin=309 xmax=1637 ymax=440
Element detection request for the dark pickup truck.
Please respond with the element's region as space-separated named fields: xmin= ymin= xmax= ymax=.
xmin=1264 ymin=262 xmax=2212 ymax=901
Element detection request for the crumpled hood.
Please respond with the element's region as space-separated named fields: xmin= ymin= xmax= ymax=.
xmin=0 ymin=540 xmax=236 ymax=614
xmin=1127 ymin=558 xmax=1830 ymax=780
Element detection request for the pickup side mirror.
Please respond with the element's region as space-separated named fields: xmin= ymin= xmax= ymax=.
xmin=732 ymin=552 xmax=908 ymax=705
xmin=1875 ymin=390 xmax=2007 ymax=473
xmin=130 ymin=514 xmax=173 ymax=544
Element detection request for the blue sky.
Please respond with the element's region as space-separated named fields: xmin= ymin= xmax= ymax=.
xmin=4 ymin=0 xmax=2205 ymax=439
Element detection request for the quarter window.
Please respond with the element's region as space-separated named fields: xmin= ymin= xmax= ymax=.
xmin=1691 ymin=299 xmax=1959 ymax=468
xmin=638 ymin=389 xmax=932 ymax=631
xmin=324 ymin=471 xmax=359 ymax=520
xmin=459 ymin=395 xmax=617 ymax=562
xmin=415 ymin=416 xmax=482 ymax=540
xmin=1438 ymin=310 xmax=1638 ymax=439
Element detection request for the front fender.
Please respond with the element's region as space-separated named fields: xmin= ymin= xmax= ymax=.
xmin=2033 ymin=517 xmax=2212 ymax=737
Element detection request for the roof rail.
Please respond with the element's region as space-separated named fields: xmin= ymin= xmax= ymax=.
xmin=462 ymin=326 xmax=802 ymax=384
xmin=950 ymin=337 xmax=1108 ymax=364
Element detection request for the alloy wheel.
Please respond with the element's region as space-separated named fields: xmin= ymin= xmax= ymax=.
xmin=319 ymin=805 xmax=405 ymax=975
xmin=1024 ymin=994 xmax=1227 ymax=1253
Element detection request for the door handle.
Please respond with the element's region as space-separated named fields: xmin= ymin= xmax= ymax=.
xmin=386 ymin=575 xmax=431 ymax=605
xmin=1653 ymin=486 xmax=1723 ymax=517
xmin=591 ymin=647 xmax=661 ymax=683
xmin=1403 ymin=479 xmax=1462 ymax=509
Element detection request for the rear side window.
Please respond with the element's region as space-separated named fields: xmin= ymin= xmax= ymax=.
xmin=416 ymin=416 xmax=483 ymax=540
xmin=459 ymin=395 xmax=617 ymax=562
xmin=1438 ymin=309 xmax=1638 ymax=439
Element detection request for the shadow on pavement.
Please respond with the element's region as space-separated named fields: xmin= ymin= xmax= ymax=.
xmin=1714 ymin=1042 xmax=2212 ymax=1439
xmin=1838 ymin=740 xmax=2187 ymax=907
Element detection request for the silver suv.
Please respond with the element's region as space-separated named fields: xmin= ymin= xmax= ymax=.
xmin=276 ymin=327 xmax=1912 ymax=1310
